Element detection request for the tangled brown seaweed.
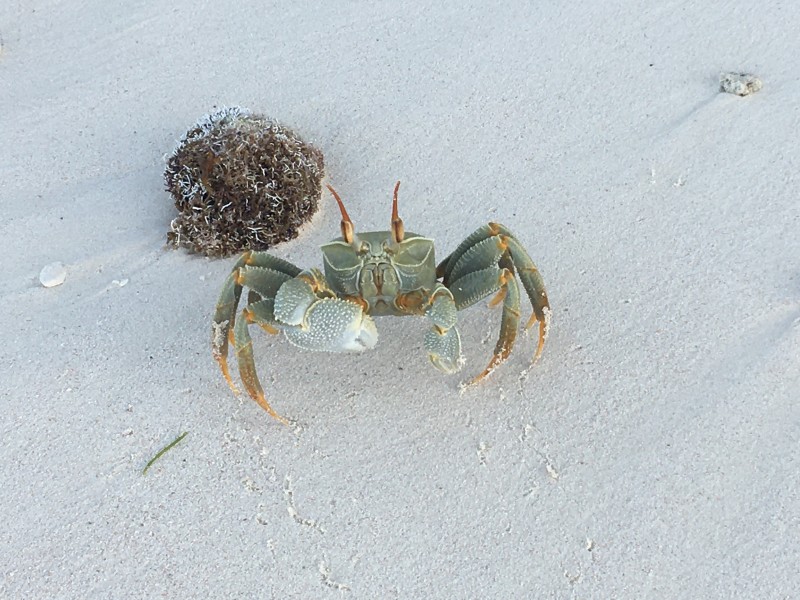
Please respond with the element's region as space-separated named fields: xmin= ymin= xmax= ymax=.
xmin=165 ymin=107 xmax=324 ymax=257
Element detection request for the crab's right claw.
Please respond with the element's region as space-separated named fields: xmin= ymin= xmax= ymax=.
xmin=281 ymin=295 xmax=378 ymax=353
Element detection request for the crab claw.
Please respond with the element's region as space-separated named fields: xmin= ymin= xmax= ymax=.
xmin=283 ymin=298 xmax=378 ymax=352
xmin=425 ymin=326 xmax=462 ymax=374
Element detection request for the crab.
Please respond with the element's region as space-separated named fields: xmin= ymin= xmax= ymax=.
xmin=212 ymin=182 xmax=551 ymax=423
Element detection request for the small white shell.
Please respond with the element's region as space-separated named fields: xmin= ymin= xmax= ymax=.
xmin=39 ymin=262 xmax=67 ymax=288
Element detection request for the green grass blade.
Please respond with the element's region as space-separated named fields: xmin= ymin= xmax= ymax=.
xmin=142 ymin=432 xmax=188 ymax=475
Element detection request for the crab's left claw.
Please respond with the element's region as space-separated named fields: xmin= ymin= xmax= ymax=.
xmin=423 ymin=285 xmax=462 ymax=373
xmin=425 ymin=326 xmax=462 ymax=373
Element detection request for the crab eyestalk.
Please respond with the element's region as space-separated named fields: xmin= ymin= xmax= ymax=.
xmin=326 ymin=184 xmax=356 ymax=245
xmin=391 ymin=180 xmax=404 ymax=244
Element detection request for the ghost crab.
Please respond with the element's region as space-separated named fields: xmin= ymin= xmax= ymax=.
xmin=212 ymin=182 xmax=550 ymax=423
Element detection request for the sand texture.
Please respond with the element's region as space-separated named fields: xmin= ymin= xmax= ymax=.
xmin=1 ymin=1 xmax=798 ymax=598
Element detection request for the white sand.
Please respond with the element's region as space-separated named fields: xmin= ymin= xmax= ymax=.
xmin=2 ymin=2 xmax=799 ymax=598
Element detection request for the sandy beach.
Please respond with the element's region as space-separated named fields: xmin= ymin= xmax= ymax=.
xmin=2 ymin=1 xmax=799 ymax=597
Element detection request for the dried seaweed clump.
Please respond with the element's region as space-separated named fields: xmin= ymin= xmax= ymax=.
xmin=165 ymin=106 xmax=324 ymax=257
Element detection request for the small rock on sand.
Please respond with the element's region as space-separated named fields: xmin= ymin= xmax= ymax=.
xmin=719 ymin=72 xmax=763 ymax=96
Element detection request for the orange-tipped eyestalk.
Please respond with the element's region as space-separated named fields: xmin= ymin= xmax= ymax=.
xmin=327 ymin=184 xmax=355 ymax=244
xmin=391 ymin=181 xmax=404 ymax=243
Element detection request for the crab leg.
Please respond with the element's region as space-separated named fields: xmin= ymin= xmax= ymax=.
xmin=212 ymin=250 xmax=301 ymax=394
xmin=437 ymin=223 xmax=550 ymax=364
xmin=246 ymin=298 xmax=281 ymax=335
xmin=212 ymin=253 xmax=250 ymax=391
xmin=245 ymin=250 xmax=304 ymax=279
xmin=474 ymin=269 xmax=521 ymax=383
xmin=436 ymin=224 xmax=499 ymax=280
xmin=238 ymin=264 xmax=296 ymax=292
xmin=232 ymin=306 xmax=289 ymax=424
xmin=448 ymin=266 xmax=521 ymax=384
xmin=493 ymin=225 xmax=551 ymax=362
xmin=442 ymin=233 xmax=508 ymax=283
xmin=214 ymin=251 xmax=301 ymax=327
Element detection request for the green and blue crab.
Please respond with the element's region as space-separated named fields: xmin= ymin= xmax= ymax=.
xmin=212 ymin=182 xmax=551 ymax=423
